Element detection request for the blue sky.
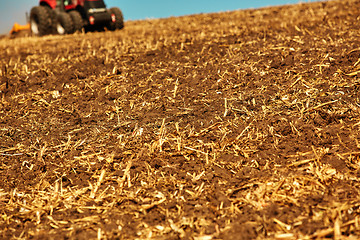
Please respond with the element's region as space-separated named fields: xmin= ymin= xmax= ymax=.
xmin=0 ymin=0 xmax=318 ymax=34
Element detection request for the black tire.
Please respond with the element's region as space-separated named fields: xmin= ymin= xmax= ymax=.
xmin=69 ymin=11 xmax=83 ymax=33
xmin=30 ymin=6 xmax=52 ymax=36
xmin=108 ymin=7 xmax=124 ymax=31
xmin=56 ymin=12 xmax=73 ymax=35
xmin=44 ymin=6 xmax=57 ymax=34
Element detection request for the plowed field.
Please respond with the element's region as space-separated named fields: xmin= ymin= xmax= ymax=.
xmin=1 ymin=0 xmax=360 ymax=239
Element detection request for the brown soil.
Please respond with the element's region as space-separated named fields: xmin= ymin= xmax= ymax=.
xmin=1 ymin=0 xmax=360 ymax=239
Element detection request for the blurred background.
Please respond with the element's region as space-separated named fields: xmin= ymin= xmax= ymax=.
xmin=0 ymin=0 xmax=318 ymax=35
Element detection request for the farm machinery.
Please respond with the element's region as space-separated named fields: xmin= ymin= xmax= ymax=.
xmin=9 ymin=23 xmax=31 ymax=36
xmin=30 ymin=0 xmax=124 ymax=36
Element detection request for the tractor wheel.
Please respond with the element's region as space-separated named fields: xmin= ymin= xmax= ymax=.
xmin=44 ymin=6 xmax=57 ymax=34
xmin=69 ymin=11 xmax=83 ymax=33
xmin=56 ymin=12 xmax=73 ymax=35
xmin=30 ymin=6 xmax=52 ymax=36
xmin=108 ymin=7 xmax=124 ymax=31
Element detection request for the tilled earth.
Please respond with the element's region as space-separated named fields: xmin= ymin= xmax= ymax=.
xmin=1 ymin=0 xmax=360 ymax=239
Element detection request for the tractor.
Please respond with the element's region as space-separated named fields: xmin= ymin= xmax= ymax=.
xmin=30 ymin=0 xmax=124 ymax=36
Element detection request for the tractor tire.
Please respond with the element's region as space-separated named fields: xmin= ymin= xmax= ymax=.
xmin=30 ymin=6 xmax=52 ymax=36
xmin=108 ymin=7 xmax=124 ymax=31
xmin=56 ymin=12 xmax=73 ymax=35
xmin=69 ymin=11 xmax=83 ymax=33
xmin=44 ymin=6 xmax=57 ymax=34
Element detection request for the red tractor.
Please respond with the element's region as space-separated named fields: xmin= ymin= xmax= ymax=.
xmin=30 ymin=0 xmax=124 ymax=36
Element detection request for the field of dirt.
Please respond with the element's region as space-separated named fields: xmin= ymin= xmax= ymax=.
xmin=1 ymin=0 xmax=360 ymax=239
